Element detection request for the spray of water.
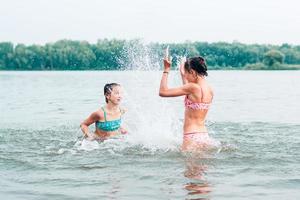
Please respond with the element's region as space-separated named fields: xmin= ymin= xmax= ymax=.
xmin=117 ymin=40 xmax=183 ymax=152
xmin=77 ymin=40 xmax=221 ymax=154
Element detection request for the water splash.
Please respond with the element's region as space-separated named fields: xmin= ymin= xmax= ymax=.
xmin=75 ymin=41 xmax=221 ymax=153
xmin=118 ymin=39 xmax=161 ymax=71
xmin=117 ymin=40 xmax=183 ymax=151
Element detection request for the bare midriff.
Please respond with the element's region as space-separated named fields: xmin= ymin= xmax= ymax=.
xmin=94 ymin=128 xmax=119 ymax=140
xmin=183 ymin=109 xmax=208 ymax=133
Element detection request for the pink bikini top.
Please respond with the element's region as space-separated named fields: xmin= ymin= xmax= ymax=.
xmin=184 ymin=95 xmax=211 ymax=110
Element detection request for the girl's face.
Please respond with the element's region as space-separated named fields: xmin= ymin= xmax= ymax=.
xmin=106 ymin=86 xmax=123 ymax=105
xmin=184 ymin=68 xmax=197 ymax=82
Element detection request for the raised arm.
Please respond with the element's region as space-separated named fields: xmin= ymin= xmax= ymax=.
xmin=159 ymin=48 xmax=196 ymax=97
xmin=179 ymin=56 xmax=188 ymax=85
xmin=159 ymin=81 xmax=197 ymax=97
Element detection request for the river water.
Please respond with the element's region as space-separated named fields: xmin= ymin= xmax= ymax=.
xmin=0 ymin=70 xmax=299 ymax=199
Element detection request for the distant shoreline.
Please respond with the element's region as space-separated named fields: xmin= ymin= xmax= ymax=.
xmin=1 ymin=65 xmax=300 ymax=72
xmin=1 ymin=39 xmax=300 ymax=71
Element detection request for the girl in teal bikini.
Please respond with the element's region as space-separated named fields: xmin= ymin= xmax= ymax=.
xmin=80 ymin=83 xmax=128 ymax=141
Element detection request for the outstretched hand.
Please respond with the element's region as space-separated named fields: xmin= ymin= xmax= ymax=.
xmin=163 ymin=46 xmax=172 ymax=72
xmin=120 ymin=127 xmax=128 ymax=134
xmin=179 ymin=56 xmax=186 ymax=76
xmin=86 ymin=132 xmax=95 ymax=141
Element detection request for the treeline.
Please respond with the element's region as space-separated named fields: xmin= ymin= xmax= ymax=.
xmin=1 ymin=39 xmax=300 ymax=70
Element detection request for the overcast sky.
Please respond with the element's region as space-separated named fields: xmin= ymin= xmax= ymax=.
xmin=1 ymin=0 xmax=299 ymax=45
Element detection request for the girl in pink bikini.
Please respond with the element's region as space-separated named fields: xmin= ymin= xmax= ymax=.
xmin=159 ymin=48 xmax=219 ymax=151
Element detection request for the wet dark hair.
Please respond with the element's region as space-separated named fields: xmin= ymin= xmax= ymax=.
xmin=104 ymin=83 xmax=120 ymax=103
xmin=184 ymin=56 xmax=208 ymax=76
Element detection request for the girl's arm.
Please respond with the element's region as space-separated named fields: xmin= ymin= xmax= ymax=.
xmin=159 ymin=49 xmax=197 ymax=97
xmin=120 ymin=126 xmax=128 ymax=134
xmin=180 ymin=57 xmax=188 ymax=85
xmin=119 ymin=108 xmax=128 ymax=134
xmin=159 ymin=47 xmax=172 ymax=95
xmin=159 ymin=81 xmax=197 ymax=97
xmin=80 ymin=111 xmax=100 ymax=138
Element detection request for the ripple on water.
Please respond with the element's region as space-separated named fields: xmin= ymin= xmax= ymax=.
xmin=0 ymin=121 xmax=299 ymax=200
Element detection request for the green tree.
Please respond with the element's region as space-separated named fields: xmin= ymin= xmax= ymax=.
xmin=1 ymin=39 xmax=300 ymax=70
xmin=263 ymin=50 xmax=285 ymax=66
xmin=0 ymin=42 xmax=14 ymax=69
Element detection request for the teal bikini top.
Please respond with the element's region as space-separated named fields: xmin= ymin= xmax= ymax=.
xmin=95 ymin=107 xmax=122 ymax=132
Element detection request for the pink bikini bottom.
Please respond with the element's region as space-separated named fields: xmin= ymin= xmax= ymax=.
xmin=183 ymin=132 xmax=220 ymax=147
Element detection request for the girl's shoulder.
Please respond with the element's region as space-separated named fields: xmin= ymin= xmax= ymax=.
xmin=86 ymin=109 xmax=102 ymax=122
xmin=186 ymin=82 xmax=202 ymax=92
xmin=95 ymin=107 xmax=106 ymax=118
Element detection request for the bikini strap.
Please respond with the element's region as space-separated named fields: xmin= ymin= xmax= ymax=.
xmin=101 ymin=107 xmax=107 ymax=121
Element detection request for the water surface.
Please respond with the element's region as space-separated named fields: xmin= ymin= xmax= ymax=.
xmin=0 ymin=71 xmax=299 ymax=199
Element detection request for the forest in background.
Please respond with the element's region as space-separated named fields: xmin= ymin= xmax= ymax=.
xmin=1 ymin=39 xmax=300 ymax=70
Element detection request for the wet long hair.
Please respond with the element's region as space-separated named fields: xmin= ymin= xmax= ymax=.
xmin=184 ymin=56 xmax=208 ymax=76
xmin=104 ymin=83 xmax=120 ymax=103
